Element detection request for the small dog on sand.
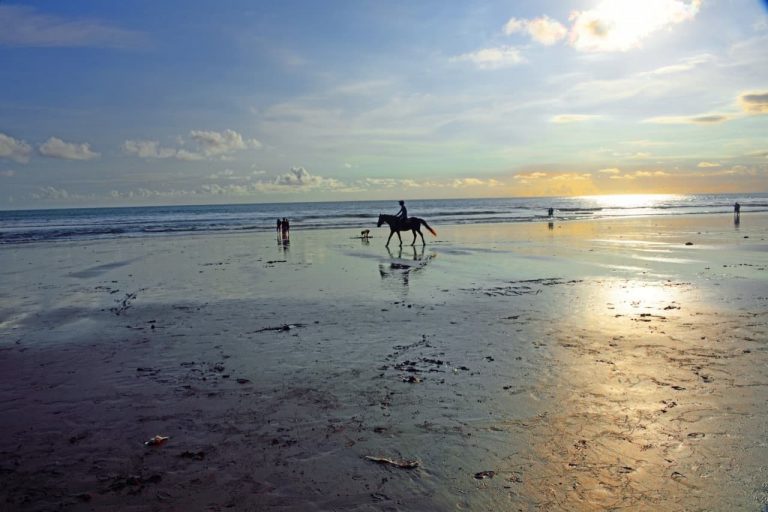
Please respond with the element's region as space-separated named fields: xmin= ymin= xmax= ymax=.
xmin=361 ymin=229 xmax=370 ymax=239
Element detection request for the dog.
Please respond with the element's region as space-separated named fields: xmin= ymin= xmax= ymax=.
xmin=361 ymin=229 xmax=370 ymax=239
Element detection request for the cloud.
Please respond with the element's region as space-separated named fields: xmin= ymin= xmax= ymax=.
xmin=569 ymin=0 xmax=701 ymax=52
xmin=634 ymin=170 xmax=669 ymax=177
xmin=175 ymin=149 xmax=206 ymax=161
xmin=738 ymin=91 xmax=768 ymax=114
xmin=271 ymin=166 xmax=345 ymax=190
xmin=598 ymin=167 xmax=621 ymax=174
xmin=0 ymin=169 xmax=15 ymax=177
xmin=0 ymin=133 xmax=32 ymax=163
xmin=200 ymin=183 xmax=253 ymax=196
xmin=124 ymin=129 xmax=261 ymax=161
xmin=208 ymin=169 xmax=237 ymax=180
xmin=640 ymin=54 xmax=714 ymax=76
xmin=551 ymin=114 xmax=601 ymax=123
xmin=504 ymin=16 xmax=567 ymax=45
xmin=551 ymin=173 xmax=592 ymax=181
xmin=188 ymin=129 xmax=261 ymax=156
xmin=0 ymin=5 xmax=146 ymax=48
xmin=643 ymin=114 xmax=732 ymax=124
xmin=697 ymin=161 xmax=721 ymax=168
xmin=451 ymin=178 xmax=502 ymax=188
xmin=31 ymin=186 xmax=81 ymax=200
xmin=512 ymin=172 xmax=547 ymax=181
xmin=609 ymin=170 xmax=669 ymax=180
xmin=453 ymin=46 xmax=525 ymax=69
xmin=122 ymin=140 xmax=177 ymax=159
xmin=39 ymin=137 xmax=100 ymax=160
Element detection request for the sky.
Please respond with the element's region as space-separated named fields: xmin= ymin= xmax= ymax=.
xmin=1 ymin=0 xmax=767 ymax=209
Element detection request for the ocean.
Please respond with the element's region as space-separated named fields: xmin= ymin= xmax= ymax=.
xmin=1 ymin=193 xmax=766 ymax=245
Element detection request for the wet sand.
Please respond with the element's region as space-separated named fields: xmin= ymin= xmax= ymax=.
xmin=1 ymin=213 xmax=767 ymax=511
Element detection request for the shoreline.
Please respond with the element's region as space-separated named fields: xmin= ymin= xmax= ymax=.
xmin=1 ymin=214 xmax=767 ymax=510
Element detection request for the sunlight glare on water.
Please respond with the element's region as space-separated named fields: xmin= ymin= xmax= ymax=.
xmin=579 ymin=194 xmax=684 ymax=209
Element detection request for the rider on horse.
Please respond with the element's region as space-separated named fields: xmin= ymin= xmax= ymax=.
xmin=395 ymin=200 xmax=408 ymax=227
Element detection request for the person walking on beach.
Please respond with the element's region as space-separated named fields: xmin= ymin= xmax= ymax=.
xmin=276 ymin=218 xmax=282 ymax=233
xmin=734 ymin=202 xmax=741 ymax=225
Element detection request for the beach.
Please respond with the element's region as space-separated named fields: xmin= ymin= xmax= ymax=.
xmin=1 ymin=213 xmax=767 ymax=511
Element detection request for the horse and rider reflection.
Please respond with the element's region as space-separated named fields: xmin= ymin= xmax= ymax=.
xmin=378 ymin=245 xmax=435 ymax=287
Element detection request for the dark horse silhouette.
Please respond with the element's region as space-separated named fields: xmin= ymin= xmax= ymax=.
xmin=377 ymin=214 xmax=437 ymax=247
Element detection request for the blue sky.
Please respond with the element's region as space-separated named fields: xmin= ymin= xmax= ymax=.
xmin=1 ymin=0 xmax=767 ymax=208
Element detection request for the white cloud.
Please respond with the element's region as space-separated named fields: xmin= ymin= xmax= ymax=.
xmin=451 ymin=178 xmax=502 ymax=188
xmin=569 ymin=0 xmax=701 ymax=52
xmin=0 ymin=133 xmax=32 ymax=163
xmin=123 ymin=129 xmax=261 ymax=162
xmin=31 ymin=186 xmax=78 ymax=200
xmin=208 ymin=169 xmax=239 ymax=180
xmin=188 ymin=129 xmax=261 ymax=156
xmin=513 ymin=172 xmax=548 ymax=180
xmin=551 ymin=173 xmax=592 ymax=181
xmin=122 ymin=140 xmax=176 ymax=159
xmin=273 ymin=166 xmax=343 ymax=190
xmin=0 ymin=5 xmax=145 ymax=48
xmin=39 ymin=137 xmax=100 ymax=160
xmin=635 ymin=170 xmax=669 ymax=177
xmin=598 ymin=167 xmax=621 ymax=174
xmin=201 ymin=183 xmax=253 ymax=196
xmin=453 ymin=46 xmax=525 ymax=69
xmin=697 ymin=161 xmax=721 ymax=168
xmin=175 ymin=149 xmax=206 ymax=161
xmin=504 ymin=16 xmax=567 ymax=45
xmin=640 ymin=54 xmax=714 ymax=76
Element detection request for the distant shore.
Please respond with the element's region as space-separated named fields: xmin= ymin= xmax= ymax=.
xmin=1 ymin=213 xmax=767 ymax=510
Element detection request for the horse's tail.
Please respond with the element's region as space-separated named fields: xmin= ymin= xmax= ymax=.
xmin=421 ymin=219 xmax=437 ymax=236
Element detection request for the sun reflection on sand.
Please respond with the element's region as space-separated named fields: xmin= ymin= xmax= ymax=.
xmin=508 ymin=277 xmax=729 ymax=509
xmin=596 ymin=279 xmax=686 ymax=317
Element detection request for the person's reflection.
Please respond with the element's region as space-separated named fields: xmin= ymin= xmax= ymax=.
xmin=277 ymin=231 xmax=290 ymax=252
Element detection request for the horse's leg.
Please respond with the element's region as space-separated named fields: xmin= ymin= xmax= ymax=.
xmin=396 ymin=230 xmax=403 ymax=246
xmin=411 ymin=229 xmax=417 ymax=246
xmin=418 ymin=229 xmax=425 ymax=245
xmin=386 ymin=230 xmax=395 ymax=247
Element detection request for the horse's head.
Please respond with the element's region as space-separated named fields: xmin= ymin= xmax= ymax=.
xmin=377 ymin=214 xmax=384 ymax=227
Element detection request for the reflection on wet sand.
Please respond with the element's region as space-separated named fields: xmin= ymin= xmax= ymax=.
xmin=277 ymin=232 xmax=290 ymax=252
xmin=504 ymin=278 xmax=768 ymax=510
xmin=378 ymin=245 xmax=436 ymax=287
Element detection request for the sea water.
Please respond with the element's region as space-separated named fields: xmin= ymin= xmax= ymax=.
xmin=1 ymin=193 xmax=765 ymax=244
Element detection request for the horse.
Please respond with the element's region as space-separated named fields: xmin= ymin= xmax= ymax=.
xmin=377 ymin=214 xmax=437 ymax=247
